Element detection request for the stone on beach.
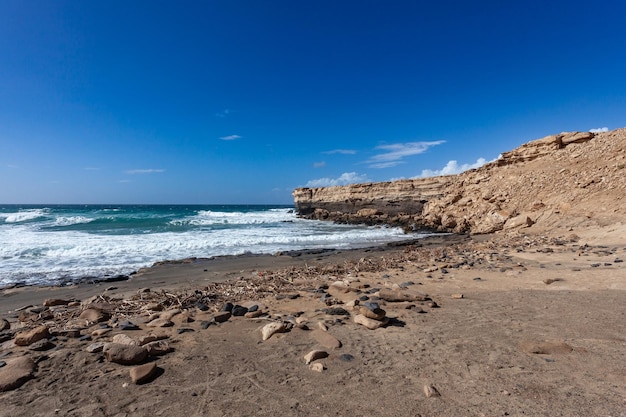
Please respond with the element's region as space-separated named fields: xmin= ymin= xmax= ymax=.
xmin=79 ymin=308 xmax=109 ymax=323
xmin=43 ymin=298 xmax=71 ymax=307
xmin=378 ymin=288 xmax=429 ymax=302
xmin=104 ymin=343 xmax=148 ymax=365
xmin=309 ymin=362 xmax=325 ymax=372
xmin=212 ymin=311 xmax=232 ymax=323
xmin=424 ymin=384 xmax=441 ymax=398
xmin=14 ymin=325 xmax=50 ymax=346
xmin=0 ymin=318 xmax=10 ymax=331
xmin=354 ymin=314 xmax=388 ymax=330
xmin=146 ymin=318 xmax=174 ymax=328
xmin=261 ymin=322 xmax=286 ymax=341
xmin=129 ymin=362 xmax=158 ymax=384
xmin=0 ymin=356 xmax=36 ymax=392
xmin=144 ymin=340 xmax=171 ymax=356
xmin=86 ymin=342 xmax=106 ymax=353
xmin=304 ymin=350 xmax=329 ymax=364
xmin=112 ymin=334 xmax=139 ymax=346
xmin=310 ymin=329 xmax=342 ymax=349
xmin=359 ymin=306 xmax=386 ymax=321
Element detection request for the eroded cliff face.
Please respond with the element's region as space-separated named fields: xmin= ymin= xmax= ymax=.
xmin=293 ymin=129 xmax=626 ymax=235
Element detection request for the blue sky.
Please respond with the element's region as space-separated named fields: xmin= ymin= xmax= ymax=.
xmin=1 ymin=0 xmax=624 ymax=204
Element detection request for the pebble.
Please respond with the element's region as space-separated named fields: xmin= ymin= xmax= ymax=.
xmin=359 ymin=306 xmax=386 ymax=321
xmin=231 ymin=305 xmax=248 ymax=316
xmin=244 ymin=310 xmax=264 ymax=318
xmin=79 ymin=308 xmax=109 ymax=323
xmin=221 ymin=302 xmax=234 ymax=312
xmin=451 ymin=293 xmax=464 ymax=299
xmin=310 ymin=329 xmax=342 ymax=349
xmin=177 ymin=328 xmax=194 ymax=334
xmin=91 ymin=328 xmax=112 ymax=337
xmin=0 ymin=361 xmax=5 ymax=368
xmin=146 ymin=318 xmax=174 ymax=328
xmin=194 ymin=302 xmax=209 ymax=311
xmin=424 ymin=384 xmax=441 ymax=398
xmin=28 ymin=338 xmax=55 ymax=351
xmin=117 ymin=320 xmax=141 ymax=330
xmin=43 ymin=298 xmax=71 ymax=307
xmin=354 ymin=314 xmax=388 ymax=330
xmin=78 ymin=335 xmax=92 ymax=342
xmin=144 ymin=340 xmax=171 ymax=356
xmin=339 ymin=354 xmax=355 ymax=362
xmin=104 ymin=343 xmax=148 ymax=365
xmin=138 ymin=334 xmax=168 ymax=346
xmin=0 ymin=356 xmax=36 ymax=392
xmin=112 ymin=334 xmax=138 ymax=346
xmin=14 ymin=325 xmax=50 ymax=346
xmin=362 ymin=302 xmax=380 ymax=311
xmin=130 ymin=362 xmax=158 ymax=384
xmin=200 ymin=321 xmax=213 ymax=329
xmin=378 ymin=289 xmax=429 ymax=302
xmin=261 ymin=322 xmax=286 ymax=341
xmin=304 ymin=350 xmax=329 ymax=364
xmin=317 ymin=321 xmax=328 ymax=332
xmin=86 ymin=342 xmax=106 ymax=353
xmin=322 ymin=307 xmax=350 ymax=316
xmin=309 ymin=362 xmax=325 ymax=372
xmin=0 ymin=319 xmax=9 ymax=331
xmin=247 ymin=304 xmax=259 ymax=312
xmin=212 ymin=312 xmax=232 ymax=323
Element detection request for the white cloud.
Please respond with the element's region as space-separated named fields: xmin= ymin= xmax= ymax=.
xmin=322 ymin=149 xmax=357 ymax=155
xmin=418 ymin=158 xmax=487 ymax=178
xmin=215 ymin=109 xmax=230 ymax=118
xmin=305 ymin=172 xmax=371 ymax=188
xmin=313 ymin=161 xmax=326 ymax=168
xmin=220 ymin=134 xmax=241 ymax=141
xmin=367 ymin=141 xmax=445 ymax=168
xmin=125 ymin=169 xmax=165 ymax=174
xmin=589 ymin=127 xmax=608 ymax=133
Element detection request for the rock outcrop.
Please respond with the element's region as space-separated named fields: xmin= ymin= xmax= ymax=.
xmin=293 ymin=129 xmax=626 ymax=234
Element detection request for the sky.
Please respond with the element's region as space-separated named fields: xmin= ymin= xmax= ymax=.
xmin=1 ymin=0 xmax=625 ymax=205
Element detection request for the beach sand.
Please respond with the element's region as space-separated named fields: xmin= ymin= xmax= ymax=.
xmin=1 ymin=230 xmax=625 ymax=416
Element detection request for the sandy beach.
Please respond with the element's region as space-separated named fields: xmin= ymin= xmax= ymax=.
xmin=1 ymin=227 xmax=625 ymax=416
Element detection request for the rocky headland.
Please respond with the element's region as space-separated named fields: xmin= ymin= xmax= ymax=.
xmin=293 ymin=129 xmax=626 ymax=235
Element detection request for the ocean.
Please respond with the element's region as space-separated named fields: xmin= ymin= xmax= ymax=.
xmin=0 ymin=204 xmax=419 ymax=287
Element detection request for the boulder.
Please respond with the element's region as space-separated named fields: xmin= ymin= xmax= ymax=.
xmin=14 ymin=325 xmax=50 ymax=346
xmin=104 ymin=343 xmax=148 ymax=365
xmin=0 ymin=357 xmax=36 ymax=392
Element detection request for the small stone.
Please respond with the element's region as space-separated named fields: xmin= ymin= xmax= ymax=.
xmin=91 ymin=328 xmax=112 ymax=337
xmin=86 ymin=342 xmax=106 ymax=353
xmin=424 ymin=384 xmax=440 ymax=398
xmin=309 ymin=362 xmax=325 ymax=372
xmin=543 ymin=278 xmax=562 ymax=285
xmin=28 ymin=338 xmax=54 ymax=351
xmin=200 ymin=321 xmax=213 ymax=329
xmin=177 ymin=328 xmax=194 ymax=334
xmin=244 ymin=310 xmax=263 ymax=318
xmin=144 ymin=340 xmax=171 ymax=356
xmin=79 ymin=308 xmax=109 ymax=323
xmin=339 ymin=354 xmax=355 ymax=362
xmin=378 ymin=289 xmax=429 ymax=302
xmin=138 ymin=334 xmax=168 ymax=346
xmin=130 ymin=362 xmax=158 ymax=384
xmin=322 ymin=307 xmax=350 ymax=316
xmin=146 ymin=318 xmax=174 ymax=328
xmin=231 ymin=305 xmax=248 ymax=316
xmin=354 ymin=314 xmax=388 ymax=330
xmin=221 ymin=302 xmax=234 ymax=312
xmin=112 ymin=334 xmax=138 ymax=346
xmin=310 ymin=329 xmax=342 ymax=349
xmin=362 ymin=301 xmax=380 ymax=311
xmin=43 ymin=298 xmax=71 ymax=307
xmin=317 ymin=322 xmax=328 ymax=332
xmin=0 ymin=319 xmax=9 ymax=331
xmin=14 ymin=325 xmax=50 ymax=346
xmin=119 ymin=320 xmax=140 ymax=330
xmin=104 ymin=343 xmax=148 ymax=365
xmin=451 ymin=293 xmax=464 ymax=299
xmin=304 ymin=350 xmax=329 ymax=364
xmin=0 ymin=361 xmax=5 ymax=368
xmin=78 ymin=335 xmax=92 ymax=342
xmin=261 ymin=322 xmax=286 ymax=341
xmin=359 ymin=306 xmax=386 ymax=321
xmin=212 ymin=312 xmax=231 ymax=323
xmin=0 ymin=356 xmax=36 ymax=392
xmin=247 ymin=304 xmax=259 ymax=312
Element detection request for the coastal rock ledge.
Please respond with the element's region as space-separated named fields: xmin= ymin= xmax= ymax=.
xmin=293 ymin=129 xmax=626 ymax=235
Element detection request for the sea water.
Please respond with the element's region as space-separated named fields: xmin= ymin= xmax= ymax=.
xmin=0 ymin=205 xmax=419 ymax=286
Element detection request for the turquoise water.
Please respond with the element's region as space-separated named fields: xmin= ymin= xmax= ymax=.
xmin=0 ymin=204 xmax=414 ymax=286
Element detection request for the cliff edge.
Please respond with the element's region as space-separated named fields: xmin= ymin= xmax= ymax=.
xmin=293 ymin=128 xmax=626 ymax=235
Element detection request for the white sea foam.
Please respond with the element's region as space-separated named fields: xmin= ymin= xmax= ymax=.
xmin=53 ymin=216 xmax=95 ymax=226
xmin=1 ymin=208 xmax=49 ymax=223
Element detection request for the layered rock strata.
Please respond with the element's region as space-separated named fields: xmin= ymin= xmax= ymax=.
xmin=293 ymin=129 xmax=626 ymax=234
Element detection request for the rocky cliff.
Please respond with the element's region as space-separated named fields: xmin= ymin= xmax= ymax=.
xmin=293 ymin=128 xmax=626 ymax=235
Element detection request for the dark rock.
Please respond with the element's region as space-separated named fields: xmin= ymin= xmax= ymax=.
xmin=177 ymin=328 xmax=194 ymax=334
xmin=0 ymin=361 xmax=5 ymax=368
xmin=119 ymin=320 xmax=140 ymax=331
xmin=359 ymin=295 xmax=370 ymax=301
xmin=247 ymin=304 xmax=259 ymax=312
xmin=212 ymin=312 xmax=231 ymax=323
xmin=29 ymin=338 xmax=55 ymax=351
xmin=362 ymin=302 xmax=380 ymax=311
xmin=104 ymin=343 xmax=148 ymax=365
xmin=322 ymin=307 xmax=350 ymax=316
xmin=221 ymin=302 xmax=234 ymax=312
xmin=339 ymin=354 xmax=355 ymax=362
xmin=231 ymin=305 xmax=248 ymax=316
xmin=194 ymin=302 xmax=209 ymax=311
xmin=200 ymin=321 xmax=213 ymax=329
xmin=79 ymin=335 xmax=92 ymax=342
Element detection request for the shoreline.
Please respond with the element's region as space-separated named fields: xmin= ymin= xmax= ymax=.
xmin=0 ymin=233 xmax=467 ymax=315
